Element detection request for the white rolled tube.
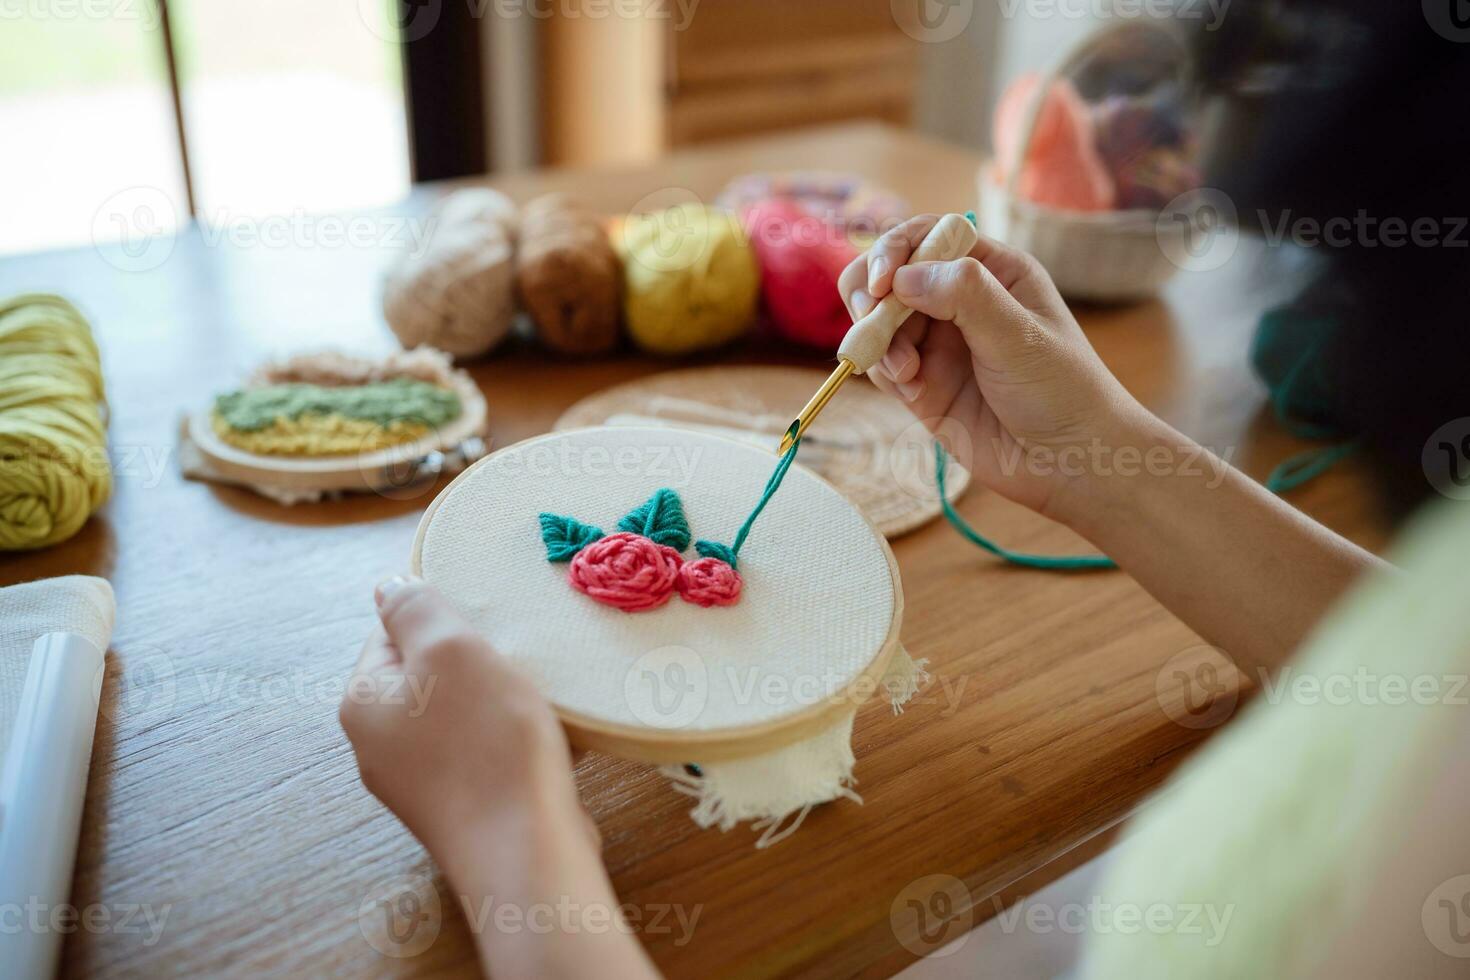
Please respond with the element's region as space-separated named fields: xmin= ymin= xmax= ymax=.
xmin=0 ymin=632 xmax=106 ymax=980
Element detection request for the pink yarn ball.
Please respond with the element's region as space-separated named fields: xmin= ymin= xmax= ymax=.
xmin=742 ymin=197 xmax=859 ymax=351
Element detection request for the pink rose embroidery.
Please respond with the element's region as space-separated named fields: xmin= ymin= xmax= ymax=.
xmin=568 ymin=531 xmax=683 ymax=613
xmin=541 ymin=488 xmax=759 ymax=612
xmin=676 ymin=557 xmax=743 ymax=608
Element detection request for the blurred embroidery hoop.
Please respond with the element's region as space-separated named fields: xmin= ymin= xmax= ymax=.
xmin=554 ymin=365 xmax=969 ymax=538
xmin=410 ymin=426 xmax=904 ymax=764
xmin=186 ymin=372 xmax=488 ymax=493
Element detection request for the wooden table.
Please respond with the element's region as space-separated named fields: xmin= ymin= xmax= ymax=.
xmin=0 ymin=123 xmax=1386 ymax=978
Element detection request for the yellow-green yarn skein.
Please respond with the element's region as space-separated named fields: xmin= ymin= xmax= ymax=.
xmin=0 ymin=295 xmax=111 ymax=550
xmin=615 ymin=204 xmax=758 ymax=355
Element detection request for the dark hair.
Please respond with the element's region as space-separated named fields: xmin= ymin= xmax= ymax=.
xmin=1194 ymin=1 xmax=1470 ymax=519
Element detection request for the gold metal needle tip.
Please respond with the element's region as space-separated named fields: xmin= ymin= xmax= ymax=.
xmin=777 ymin=424 xmax=799 ymax=457
xmin=778 ymin=358 xmax=855 ymax=455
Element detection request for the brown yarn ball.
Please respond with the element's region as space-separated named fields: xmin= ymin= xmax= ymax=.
xmin=515 ymin=193 xmax=621 ymax=356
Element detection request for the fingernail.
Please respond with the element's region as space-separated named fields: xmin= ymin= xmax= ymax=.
xmin=897 ymin=378 xmax=926 ymax=403
xmin=882 ymin=348 xmax=913 ymax=379
xmin=375 ymin=575 xmax=414 ymax=608
xmin=850 ymin=287 xmax=874 ymax=318
xmin=893 ymin=265 xmax=921 ymax=294
xmin=868 ymin=258 xmax=890 ymax=291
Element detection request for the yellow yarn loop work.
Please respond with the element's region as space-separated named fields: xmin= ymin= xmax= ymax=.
xmin=0 ymin=295 xmax=111 ymax=550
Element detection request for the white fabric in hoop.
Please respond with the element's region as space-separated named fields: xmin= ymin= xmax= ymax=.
xmin=418 ymin=426 xmax=912 ymax=841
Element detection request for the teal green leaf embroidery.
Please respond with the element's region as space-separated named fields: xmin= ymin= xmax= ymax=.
xmin=539 ymin=513 xmax=604 ymax=561
xmin=537 ymin=437 xmax=804 ymax=612
xmin=694 ymin=540 xmax=738 ymax=569
xmin=617 ymin=488 xmax=691 ymax=550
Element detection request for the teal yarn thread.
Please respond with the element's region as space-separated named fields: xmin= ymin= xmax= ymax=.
xmin=935 ymin=443 xmax=1116 ymax=571
xmin=699 ymin=430 xmax=1117 ymax=573
xmin=1265 ymin=442 xmax=1358 ymax=494
xmin=694 ymin=430 xmax=801 ymax=570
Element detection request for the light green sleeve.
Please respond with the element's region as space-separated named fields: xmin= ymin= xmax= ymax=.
xmin=1079 ymin=501 xmax=1470 ymax=979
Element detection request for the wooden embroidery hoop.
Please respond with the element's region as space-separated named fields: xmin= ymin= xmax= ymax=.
xmin=410 ymin=427 xmax=905 ymax=764
xmin=187 ymin=372 xmax=487 ymax=492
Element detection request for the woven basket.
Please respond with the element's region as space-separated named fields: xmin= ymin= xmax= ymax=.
xmin=977 ymin=20 xmax=1192 ymax=303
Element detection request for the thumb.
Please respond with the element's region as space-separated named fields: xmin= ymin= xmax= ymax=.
xmin=891 ymin=258 xmax=1034 ymax=363
xmin=374 ymin=576 xmax=482 ymax=667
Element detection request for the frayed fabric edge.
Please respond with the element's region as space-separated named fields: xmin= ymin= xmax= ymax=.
xmin=660 ymin=647 xmax=931 ymax=848
xmin=884 ymin=646 xmax=930 ymax=714
xmin=662 ymin=711 xmax=860 ymax=849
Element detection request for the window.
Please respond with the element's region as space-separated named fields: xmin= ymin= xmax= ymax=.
xmin=0 ymin=0 xmax=417 ymax=255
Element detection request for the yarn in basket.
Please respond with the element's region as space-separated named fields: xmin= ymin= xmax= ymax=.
xmin=382 ymin=188 xmax=518 ymax=358
xmin=1093 ymin=93 xmax=1200 ymax=210
xmin=993 ymin=73 xmax=1115 ymax=211
xmin=612 ymin=204 xmax=759 ymax=356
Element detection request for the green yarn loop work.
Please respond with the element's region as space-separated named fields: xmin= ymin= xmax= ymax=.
xmin=214 ymin=378 xmax=461 ymax=432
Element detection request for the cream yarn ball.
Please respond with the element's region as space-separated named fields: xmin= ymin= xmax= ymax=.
xmin=382 ymin=188 xmax=518 ymax=358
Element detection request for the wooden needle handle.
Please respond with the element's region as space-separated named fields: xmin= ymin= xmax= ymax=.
xmin=836 ymin=212 xmax=979 ymax=373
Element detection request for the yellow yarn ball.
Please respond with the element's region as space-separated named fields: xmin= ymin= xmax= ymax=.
xmin=0 ymin=295 xmax=111 ymax=551
xmin=614 ymin=204 xmax=759 ymax=355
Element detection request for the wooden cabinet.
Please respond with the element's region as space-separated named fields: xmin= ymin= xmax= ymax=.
xmin=540 ymin=0 xmax=920 ymax=166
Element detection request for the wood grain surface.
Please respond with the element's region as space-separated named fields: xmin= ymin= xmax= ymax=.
xmin=0 ymin=123 xmax=1388 ymax=979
